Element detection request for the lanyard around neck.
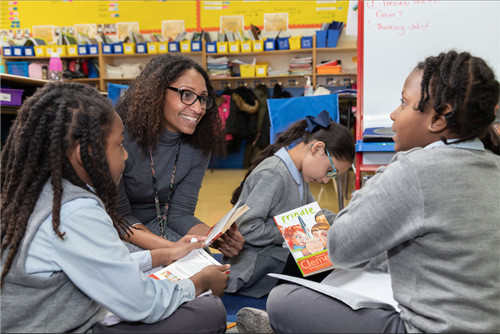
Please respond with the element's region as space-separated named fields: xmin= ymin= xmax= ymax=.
xmin=149 ymin=140 xmax=181 ymax=239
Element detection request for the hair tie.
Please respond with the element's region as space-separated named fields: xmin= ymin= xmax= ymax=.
xmin=305 ymin=110 xmax=332 ymax=133
xmin=240 ymin=181 xmax=245 ymax=186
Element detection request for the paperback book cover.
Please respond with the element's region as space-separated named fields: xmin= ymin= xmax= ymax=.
xmin=274 ymin=202 xmax=334 ymax=277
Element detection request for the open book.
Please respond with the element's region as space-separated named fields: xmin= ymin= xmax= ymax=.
xmin=273 ymin=202 xmax=334 ymax=277
xmin=269 ymin=269 xmax=398 ymax=312
xmin=149 ymin=203 xmax=249 ymax=281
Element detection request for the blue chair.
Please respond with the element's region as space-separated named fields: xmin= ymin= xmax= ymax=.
xmin=267 ymin=94 xmax=339 ymax=144
xmin=107 ymin=82 xmax=129 ymax=108
xmin=266 ymin=94 xmax=347 ymax=211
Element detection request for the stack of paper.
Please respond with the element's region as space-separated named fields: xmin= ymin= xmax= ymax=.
xmin=267 ymin=66 xmax=289 ymax=76
xmin=289 ymin=56 xmax=313 ymax=75
xmin=207 ymin=56 xmax=231 ymax=78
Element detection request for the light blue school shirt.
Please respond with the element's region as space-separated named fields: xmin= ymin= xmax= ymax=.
xmin=425 ymin=137 xmax=484 ymax=151
xmin=275 ymin=147 xmax=304 ymax=202
xmin=25 ymin=196 xmax=196 ymax=323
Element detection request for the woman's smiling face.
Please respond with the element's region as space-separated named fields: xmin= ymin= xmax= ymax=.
xmin=162 ymin=68 xmax=208 ymax=135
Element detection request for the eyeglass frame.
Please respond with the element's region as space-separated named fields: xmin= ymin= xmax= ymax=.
xmin=325 ymin=148 xmax=338 ymax=178
xmin=167 ymin=86 xmax=214 ymax=110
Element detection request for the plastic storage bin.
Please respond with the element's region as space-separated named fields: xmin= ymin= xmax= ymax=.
xmin=34 ymin=46 xmax=46 ymax=57
xmin=240 ymin=64 xmax=255 ymax=77
xmin=316 ymin=65 xmax=342 ymax=74
xmin=301 ymin=36 xmax=313 ymax=49
xmin=6 ymin=62 xmax=30 ymax=77
xmin=88 ymin=44 xmax=99 ymax=55
xmin=13 ymin=46 xmax=24 ymax=56
xmin=191 ymin=41 xmax=201 ymax=52
xmin=264 ymin=38 xmax=276 ymax=51
xmin=180 ymin=40 xmax=191 ymax=53
xmin=206 ymin=41 xmax=217 ymax=53
xmin=327 ymin=29 xmax=340 ymax=48
xmin=217 ymin=42 xmax=228 ymax=53
xmin=316 ymin=30 xmax=327 ymax=48
xmin=158 ymin=42 xmax=168 ymax=53
xmin=277 ymin=37 xmax=290 ymax=50
xmin=3 ymin=47 xmax=13 ymax=57
xmin=289 ymin=36 xmax=301 ymax=50
xmin=255 ymin=62 xmax=268 ymax=77
xmin=113 ymin=43 xmax=124 ymax=54
xmin=67 ymin=45 xmax=78 ymax=56
xmin=78 ymin=45 xmax=89 ymax=55
xmin=168 ymin=42 xmax=179 ymax=52
xmin=136 ymin=43 xmax=147 ymax=54
xmin=123 ymin=43 xmax=135 ymax=54
xmin=241 ymin=41 xmax=252 ymax=53
xmin=102 ymin=44 xmax=113 ymax=54
xmin=23 ymin=46 xmax=35 ymax=56
xmin=0 ymin=88 xmax=24 ymax=106
xmin=229 ymin=41 xmax=240 ymax=53
xmin=252 ymin=40 xmax=263 ymax=52
xmin=147 ymin=42 xmax=158 ymax=53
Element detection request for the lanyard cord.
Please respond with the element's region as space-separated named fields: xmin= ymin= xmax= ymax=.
xmin=149 ymin=140 xmax=181 ymax=239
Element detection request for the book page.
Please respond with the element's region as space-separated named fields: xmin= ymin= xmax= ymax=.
xmin=150 ymin=249 xmax=221 ymax=281
xmin=205 ymin=202 xmax=249 ymax=245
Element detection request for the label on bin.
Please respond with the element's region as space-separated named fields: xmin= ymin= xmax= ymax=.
xmin=219 ymin=45 xmax=226 ymax=52
xmin=243 ymin=44 xmax=250 ymax=50
xmin=230 ymin=45 xmax=238 ymax=51
xmin=104 ymin=45 xmax=111 ymax=52
xmin=254 ymin=44 xmax=262 ymax=51
xmin=0 ymin=93 xmax=11 ymax=102
xmin=148 ymin=45 xmax=155 ymax=51
xmin=257 ymin=68 xmax=265 ymax=74
xmin=170 ymin=45 xmax=178 ymax=51
xmin=207 ymin=45 xmax=215 ymax=52
xmin=266 ymin=42 xmax=273 ymax=49
xmin=137 ymin=45 xmax=145 ymax=52
xmin=192 ymin=44 xmax=200 ymax=51
xmin=182 ymin=44 xmax=189 ymax=50
xmin=125 ymin=45 xmax=132 ymax=52
xmin=159 ymin=44 xmax=166 ymax=51
xmin=14 ymin=48 xmax=21 ymax=55
xmin=90 ymin=46 xmax=98 ymax=53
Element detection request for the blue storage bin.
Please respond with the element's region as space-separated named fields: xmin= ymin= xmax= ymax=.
xmin=327 ymin=29 xmax=341 ymax=48
xmin=13 ymin=46 xmax=24 ymax=56
xmin=3 ymin=47 xmax=13 ymax=57
xmin=301 ymin=36 xmax=313 ymax=49
xmin=191 ymin=41 xmax=201 ymax=52
xmin=102 ymin=44 xmax=113 ymax=54
xmin=316 ymin=30 xmax=327 ymax=48
xmin=206 ymin=41 xmax=217 ymax=53
xmin=6 ymin=61 xmax=30 ymax=77
xmin=168 ymin=42 xmax=179 ymax=52
xmin=78 ymin=45 xmax=89 ymax=55
xmin=88 ymin=44 xmax=99 ymax=55
xmin=277 ymin=37 xmax=290 ymax=50
xmin=23 ymin=46 xmax=35 ymax=56
xmin=113 ymin=43 xmax=124 ymax=54
xmin=264 ymin=38 xmax=276 ymax=51
xmin=136 ymin=43 xmax=147 ymax=54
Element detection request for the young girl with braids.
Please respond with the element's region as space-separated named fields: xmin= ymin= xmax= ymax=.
xmin=222 ymin=110 xmax=355 ymax=298
xmin=263 ymin=51 xmax=500 ymax=333
xmin=0 ymin=82 xmax=229 ymax=333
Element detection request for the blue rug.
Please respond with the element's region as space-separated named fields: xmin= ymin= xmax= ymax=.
xmin=214 ymin=253 xmax=268 ymax=322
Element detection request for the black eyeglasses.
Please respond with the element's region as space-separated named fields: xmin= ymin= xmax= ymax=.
xmin=167 ymin=87 xmax=214 ymax=110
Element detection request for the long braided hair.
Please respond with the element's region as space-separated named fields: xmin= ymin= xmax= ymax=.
xmin=1 ymin=82 xmax=132 ymax=287
xmin=416 ymin=51 xmax=500 ymax=153
xmin=116 ymin=54 xmax=225 ymax=158
xmin=231 ymin=120 xmax=354 ymax=205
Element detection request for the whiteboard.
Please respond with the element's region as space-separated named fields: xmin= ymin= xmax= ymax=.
xmin=362 ymin=1 xmax=500 ymax=130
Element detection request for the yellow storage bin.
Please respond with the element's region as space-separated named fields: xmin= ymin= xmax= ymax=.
xmin=158 ymin=42 xmax=168 ymax=53
xmin=240 ymin=64 xmax=255 ymax=77
xmin=229 ymin=41 xmax=240 ymax=53
xmin=34 ymin=45 xmax=46 ymax=57
xmin=255 ymin=62 xmax=268 ymax=77
xmin=252 ymin=40 xmax=263 ymax=52
xmin=123 ymin=43 xmax=136 ymax=54
xmin=241 ymin=41 xmax=252 ymax=53
xmin=67 ymin=45 xmax=78 ymax=56
xmin=147 ymin=42 xmax=158 ymax=53
xmin=180 ymin=40 xmax=191 ymax=53
xmin=289 ymin=36 xmax=302 ymax=50
xmin=45 ymin=46 xmax=56 ymax=56
xmin=217 ymin=42 xmax=228 ymax=53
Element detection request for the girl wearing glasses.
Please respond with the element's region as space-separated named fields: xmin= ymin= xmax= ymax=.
xmin=222 ymin=110 xmax=355 ymax=298
xmin=115 ymin=54 xmax=245 ymax=257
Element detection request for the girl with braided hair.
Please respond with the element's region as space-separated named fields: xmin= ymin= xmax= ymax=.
xmin=262 ymin=51 xmax=500 ymax=333
xmin=115 ymin=54 xmax=245 ymax=258
xmin=222 ymin=110 xmax=354 ymax=298
xmin=1 ymin=82 xmax=229 ymax=333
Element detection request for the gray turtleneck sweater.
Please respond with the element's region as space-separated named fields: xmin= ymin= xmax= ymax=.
xmin=116 ymin=128 xmax=209 ymax=236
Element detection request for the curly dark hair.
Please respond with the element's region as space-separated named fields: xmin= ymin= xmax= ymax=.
xmin=1 ymin=82 xmax=132 ymax=287
xmin=415 ymin=51 xmax=500 ymax=152
xmin=116 ymin=54 xmax=225 ymax=158
xmin=231 ymin=119 xmax=354 ymax=205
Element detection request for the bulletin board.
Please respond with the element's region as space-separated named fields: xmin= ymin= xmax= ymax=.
xmin=0 ymin=1 xmax=198 ymax=33
xmin=199 ymin=0 xmax=348 ymax=30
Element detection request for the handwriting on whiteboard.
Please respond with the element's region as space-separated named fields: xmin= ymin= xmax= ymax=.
xmin=366 ymin=0 xmax=437 ymax=35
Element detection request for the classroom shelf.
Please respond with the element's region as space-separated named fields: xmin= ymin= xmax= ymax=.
xmin=315 ymin=73 xmax=357 ymax=77
xmin=209 ymin=49 xmax=312 ymax=57
xmin=101 ymin=52 xmax=202 ymax=58
xmin=3 ymin=55 xmax=99 ymax=60
xmin=209 ymin=74 xmax=311 ymax=81
xmin=64 ymin=78 xmax=100 ymax=82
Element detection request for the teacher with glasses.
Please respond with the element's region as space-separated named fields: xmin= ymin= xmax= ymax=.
xmin=116 ymin=54 xmax=245 ymax=258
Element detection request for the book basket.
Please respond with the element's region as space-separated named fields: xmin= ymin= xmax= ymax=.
xmin=6 ymin=62 xmax=30 ymax=77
